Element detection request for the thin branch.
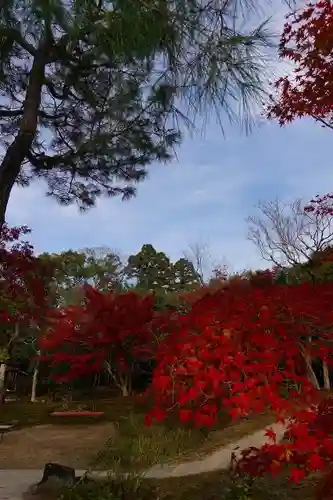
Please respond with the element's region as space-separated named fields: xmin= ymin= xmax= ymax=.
xmin=247 ymin=197 xmax=333 ymax=267
xmin=4 ymin=27 xmax=37 ymax=56
xmin=0 ymin=108 xmax=23 ymax=117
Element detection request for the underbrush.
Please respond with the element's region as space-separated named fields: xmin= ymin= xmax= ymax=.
xmin=57 ymin=471 xmax=320 ymax=500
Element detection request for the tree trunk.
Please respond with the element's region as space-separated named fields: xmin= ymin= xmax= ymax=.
xmin=30 ymin=354 xmax=40 ymax=403
xmin=303 ymin=351 xmax=321 ymax=390
xmin=121 ymin=384 xmax=129 ymax=397
xmin=0 ymin=41 xmax=48 ymax=226
xmin=119 ymin=373 xmax=132 ymax=397
xmin=323 ymin=360 xmax=330 ymax=390
xmin=0 ymin=363 xmax=7 ymax=404
xmin=0 ymin=324 xmax=21 ymax=405
xmin=104 ymin=361 xmax=132 ymax=397
xmin=300 ymin=339 xmax=321 ymax=390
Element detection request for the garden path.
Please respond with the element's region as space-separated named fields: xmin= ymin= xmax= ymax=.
xmin=0 ymin=420 xmax=287 ymax=499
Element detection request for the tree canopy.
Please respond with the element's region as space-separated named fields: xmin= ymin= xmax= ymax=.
xmin=267 ymin=0 xmax=333 ymax=130
xmin=39 ymin=247 xmax=124 ymax=305
xmin=125 ymin=243 xmax=201 ymax=294
xmin=0 ymin=0 xmax=280 ymax=224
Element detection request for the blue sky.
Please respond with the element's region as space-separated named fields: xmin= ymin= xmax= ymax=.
xmin=7 ymin=117 xmax=333 ymax=275
xmin=6 ymin=1 xmax=333 ymax=276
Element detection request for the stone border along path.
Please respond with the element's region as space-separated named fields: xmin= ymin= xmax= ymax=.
xmin=0 ymin=421 xmax=288 ymax=500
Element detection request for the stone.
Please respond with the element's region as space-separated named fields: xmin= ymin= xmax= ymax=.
xmin=26 ymin=463 xmax=77 ymax=495
xmin=39 ymin=463 xmax=76 ymax=487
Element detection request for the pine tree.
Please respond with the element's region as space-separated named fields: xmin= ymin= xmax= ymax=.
xmin=0 ymin=0 xmax=281 ymax=223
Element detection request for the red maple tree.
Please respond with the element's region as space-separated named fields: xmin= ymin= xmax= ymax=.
xmin=0 ymin=224 xmax=46 ymax=317
xmin=39 ymin=258 xmax=333 ymax=494
xmin=0 ymin=224 xmax=53 ymax=402
xmin=0 ymin=223 xmax=53 ymax=334
xmin=267 ymin=0 xmax=333 ymax=129
xmin=146 ymin=279 xmax=333 ymax=490
xmin=305 ymin=194 xmax=333 ymax=218
xmin=40 ymin=286 xmax=164 ymax=396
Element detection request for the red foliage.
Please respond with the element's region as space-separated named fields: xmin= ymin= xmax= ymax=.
xmin=146 ymin=280 xmax=333 ymax=489
xmin=305 ymin=193 xmax=333 ymax=217
xmin=267 ymin=0 xmax=333 ymax=127
xmin=0 ymin=224 xmax=53 ymax=328
xmin=34 ymin=225 xmax=333 ymax=495
xmin=39 ymin=286 xmax=161 ymax=383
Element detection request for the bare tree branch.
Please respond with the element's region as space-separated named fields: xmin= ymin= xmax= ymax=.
xmin=183 ymin=240 xmax=213 ymax=285
xmin=0 ymin=107 xmax=23 ymax=117
xmin=246 ymin=197 xmax=333 ymax=267
xmin=3 ymin=27 xmax=37 ymax=56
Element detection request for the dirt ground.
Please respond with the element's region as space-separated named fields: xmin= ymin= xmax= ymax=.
xmin=0 ymin=423 xmax=117 ymax=469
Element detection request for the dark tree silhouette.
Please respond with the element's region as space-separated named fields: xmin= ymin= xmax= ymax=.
xmin=0 ymin=0 xmax=283 ymax=224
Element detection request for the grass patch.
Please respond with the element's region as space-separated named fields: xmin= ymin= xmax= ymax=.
xmin=93 ymin=412 xmax=210 ymax=471
xmin=58 ymin=470 xmax=320 ymax=500
xmin=93 ymin=410 xmax=276 ymax=472
xmin=0 ymin=401 xmax=51 ymax=428
xmin=151 ymin=471 xmax=320 ymax=500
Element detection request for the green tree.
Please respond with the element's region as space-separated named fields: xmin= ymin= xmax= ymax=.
xmin=39 ymin=250 xmax=88 ymax=306
xmin=125 ymin=246 xmax=202 ymax=312
xmin=126 ymin=244 xmax=174 ymax=293
xmin=153 ymin=258 xmax=201 ymax=312
xmin=274 ymin=267 xmax=290 ymax=284
xmin=173 ymin=257 xmax=201 ymax=291
xmin=270 ymin=248 xmax=333 ymax=286
xmin=296 ymin=247 xmax=333 ymax=284
xmin=83 ymin=247 xmax=124 ymax=292
xmin=39 ymin=247 xmax=124 ymax=306
xmin=0 ymin=0 xmax=282 ymax=225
